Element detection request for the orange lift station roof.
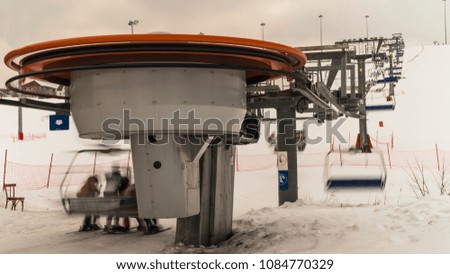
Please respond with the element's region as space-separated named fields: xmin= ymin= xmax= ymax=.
xmin=4 ymin=34 xmax=307 ymax=98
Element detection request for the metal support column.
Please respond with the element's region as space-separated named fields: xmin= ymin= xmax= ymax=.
xmin=276 ymin=106 xmax=298 ymax=205
xmin=340 ymin=53 xmax=347 ymax=97
xmin=350 ymin=65 xmax=356 ymax=97
xmin=175 ymin=143 xmax=235 ymax=246
xmin=389 ymin=54 xmax=395 ymax=96
xmin=18 ymin=106 xmax=23 ymax=140
xmin=357 ymin=59 xmax=369 ymax=152
xmin=17 ymin=75 xmax=24 ymax=141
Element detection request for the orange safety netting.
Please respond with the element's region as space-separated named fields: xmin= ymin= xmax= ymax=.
xmin=3 ymin=148 xmax=449 ymax=190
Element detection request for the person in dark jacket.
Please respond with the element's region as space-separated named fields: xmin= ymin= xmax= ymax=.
xmin=112 ymin=176 xmax=132 ymax=233
xmin=103 ymin=168 xmax=122 ymax=232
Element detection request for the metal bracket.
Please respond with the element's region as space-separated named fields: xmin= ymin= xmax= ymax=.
xmin=191 ymin=136 xmax=214 ymax=163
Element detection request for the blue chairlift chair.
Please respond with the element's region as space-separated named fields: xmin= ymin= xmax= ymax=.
xmin=324 ymin=149 xmax=387 ymax=190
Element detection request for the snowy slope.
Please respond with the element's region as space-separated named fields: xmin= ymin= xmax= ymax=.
xmin=390 ymin=45 xmax=450 ymax=150
xmin=2 ymin=45 xmax=450 ymax=254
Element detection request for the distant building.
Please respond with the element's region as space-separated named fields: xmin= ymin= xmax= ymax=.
xmin=22 ymin=80 xmax=57 ymax=97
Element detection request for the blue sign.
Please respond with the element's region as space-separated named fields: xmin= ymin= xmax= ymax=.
xmin=278 ymin=170 xmax=288 ymax=190
xmin=49 ymin=115 xmax=70 ymax=131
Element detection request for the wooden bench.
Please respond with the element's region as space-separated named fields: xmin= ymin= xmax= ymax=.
xmin=4 ymin=184 xmax=25 ymax=211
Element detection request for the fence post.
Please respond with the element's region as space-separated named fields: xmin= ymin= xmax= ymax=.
xmin=46 ymin=153 xmax=54 ymax=188
xmin=93 ymin=151 xmax=97 ymax=175
xmin=339 ymin=144 xmax=343 ymax=167
xmin=436 ymin=144 xmax=441 ymax=172
xmin=391 ymin=132 xmax=394 ymax=149
xmin=386 ymin=144 xmax=392 ymax=169
xmin=2 ymin=149 xmax=7 ymax=191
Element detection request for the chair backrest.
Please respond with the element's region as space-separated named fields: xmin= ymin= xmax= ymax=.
xmin=4 ymin=184 xmax=17 ymax=199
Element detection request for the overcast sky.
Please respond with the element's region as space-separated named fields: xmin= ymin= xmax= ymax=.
xmin=0 ymin=0 xmax=446 ymax=84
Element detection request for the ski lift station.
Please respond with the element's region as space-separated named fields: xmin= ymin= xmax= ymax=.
xmin=2 ymin=33 xmax=404 ymax=246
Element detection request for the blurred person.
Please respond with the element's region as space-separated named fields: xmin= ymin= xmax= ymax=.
xmin=103 ymin=167 xmax=122 ymax=232
xmin=76 ymin=176 xmax=100 ymax=231
xmin=111 ymin=176 xmax=132 ymax=233
xmin=123 ymin=183 xmax=162 ymax=234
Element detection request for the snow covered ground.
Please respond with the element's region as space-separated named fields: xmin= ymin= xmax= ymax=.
xmin=1 ymin=44 xmax=450 ymax=258
xmin=2 ymin=168 xmax=450 ymax=254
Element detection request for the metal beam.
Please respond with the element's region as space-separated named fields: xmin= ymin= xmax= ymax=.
xmin=375 ymin=40 xmax=383 ymax=54
xmin=262 ymin=117 xmax=311 ymax=122
xmin=326 ymin=58 xmax=341 ymax=89
xmin=0 ymin=98 xmax=70 ymax=113
xmin=296 ymin=44 xmax=349 ymax=51
xmin=276 ymin=107 xmax=298 ymax=205
xmin=247 ymin=76 xmax=357 ymax=120
xmin=357 ymin=59 xmax=369 ymax=151
xmin=246 ymin=85 xmax=281 ymax=93
xmin=305 ymin=51 xmax=348 ymax=61
xmin=350 ymin=65 xmax=356 ymax=97
xmin=305 ymin=64 xmax=353 ymax=71
xmin=341 ymin=52 xmax=347 ymax=95
xmin=292 ymin=87 xmax=332 ymax=110
xmin=247 ymin=95 xmax=297 ymax=110
xmin=353 ymin=53 xmax=385 ymax=60
xmin=315 ymin=83 xmax=359 ymax=119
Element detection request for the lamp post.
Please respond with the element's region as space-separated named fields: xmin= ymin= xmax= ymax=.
xmin=128 ymin=20 xmax=139 ymax=34
xmin=444 ymin=0 xmax=448 ymax=44
xmin=365 ymin=15 xmax=370 ymax=54
xmin=260 ymin=22 xmax=266 ymax=40
xmin=318 ymin=15 xmax=324 ymax=82
xmin=365 ymin=15 xmax=369 ymax=39
xmin=319 ymin=15 xmax=323 ymax=46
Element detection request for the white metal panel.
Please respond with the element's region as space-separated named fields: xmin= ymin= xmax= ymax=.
xmin=130 ymin=134 xmax=202 ymax=218
xmin=70 ymin=68 xmax=246 ymax=139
